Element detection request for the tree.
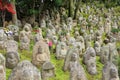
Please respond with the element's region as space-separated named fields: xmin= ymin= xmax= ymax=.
xmin=73 ymin=0 xmax=81 ymax=19
xmin=68 ymin=0 xmax=74 ymax=17
xmin=11 ymin=0 xmax=18 ymax=26
xmin=0 ymin=0 xmax=16 ymax=27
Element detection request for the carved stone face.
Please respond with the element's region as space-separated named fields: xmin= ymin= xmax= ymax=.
xmin=6 ymin=52 xmax=19 ymax=69
xmin=38 ymin=46 xmax=44 ymax=54
xmin=90 ymin=51 xmax=95 ymax=57
xmin=71 ymin=53 xmax=77 ymax=61
xmin=110 ymin=68 xmax=117 ymax=78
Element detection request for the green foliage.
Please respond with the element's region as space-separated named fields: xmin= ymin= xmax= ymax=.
xmin=29 ymin=9 xmax=39 ymax=15
xmin=111 ymin=28 xmax=120 ymax=33
xmin=6 ymin=68 xmax=12 ymax=80
xmin=49 ymin=54 xmax=69 ymax=80
xmin=54 ymin=0 xmax=63 ymax=6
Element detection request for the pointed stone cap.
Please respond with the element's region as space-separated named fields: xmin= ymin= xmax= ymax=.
xmin=42 ymin=61 xmax=54 ymax=70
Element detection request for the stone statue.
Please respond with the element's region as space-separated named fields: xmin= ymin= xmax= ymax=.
xmin=41 ymin=61 xmax=55 ymax=80
xmin=0 ymin=29 xmax=7 ymax=49
xmin=95 ymin=31 xmax=102 ymax=45
xmin=56 ymin=42 xmax=68 ymax=59
xmin=32 ymin=40 xmax=50 ymax=67
xmin=0 ymin=53 xmax=5 ymax=80
xmin=109 ymin=38 xmax=119 ymax=66
xmin=94 ymin=41 xmax=101 ymax=56
xmin=102 ymin=62 xmax=119 ymax=80
xmin=40 ymin=19 xmax=46 ymax=28
xmin=8 ymin=60 xmax=41 ymax=80
xmin=69 ymin=53 xmax=87 ymax=80
xmin=100 ymin=39 xmax=110 ymax=64
xmin=63 ymin=48 xmax=79 ymax=72
xmin=34 ymin=28 xmax=43 ymax=44
xmin=7 ymin=25 xmax=19 ymax=41
xmin=19 ymin=31 xmax=30 ymax=50
xmin=52 ymin=36 xmax=58 ymax=45
xmin=83 ymin=47 xmax=97 ymax=75
xmin=23 ymin=23 xmax=32 ymax=39
xmin=4 ymin=39 xmax=18 ymax=53
xmin=104 ymin=18 xmax=111 ymax=34
xmin=6 ymin=52 xmax=20 ymax=69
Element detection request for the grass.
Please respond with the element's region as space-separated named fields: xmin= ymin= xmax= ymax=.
xmin=1 ymin=42 xmax=104 ymax=80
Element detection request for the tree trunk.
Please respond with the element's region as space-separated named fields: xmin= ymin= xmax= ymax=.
xmin=73 ymin=0 xmax=81 ymax=19
xmin=68 ymin=0 xmax=74 ymax=17
xmin=1 ymin=11 xmax=6 ymax=27
xmin=11 ymin=1 xmax=18 ymax=26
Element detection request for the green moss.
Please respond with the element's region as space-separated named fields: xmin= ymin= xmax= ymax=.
xmin=6 ymin=68 xmax=12 ymax=80
xmin=49 ymin=54 xmax=69 ymax=80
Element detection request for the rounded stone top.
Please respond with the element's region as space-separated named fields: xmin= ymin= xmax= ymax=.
xmin=42 ymin=61 xmax=54 ymax=70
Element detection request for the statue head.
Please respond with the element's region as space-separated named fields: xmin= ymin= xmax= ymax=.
xmin=71 ymin=53 xmax=77 ymax=62
xmin=6 ymin=52 xmax=19 ymax=69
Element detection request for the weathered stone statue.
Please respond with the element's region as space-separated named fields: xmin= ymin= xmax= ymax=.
xmin=0 ymin=29 xmax=7 ymax=49
xmin=67 ymin=17 xmax=73 ymax=32
xmin=109 ymin=38 xmax=119 ymax=66
xmin=94 ymin=41 xmax=101 ymax=56
xmin=40 ymin=19 xmax=46 ymax=28
xmin=23 ymin=23 xmax=32 ymax=39
xmin=19 ymin=31 xmax=30 ymax=50
xmin=63 ymin=48 xmax=79 ymax=72
xmin=4 ymin=39 xmax=18 ymax=53
xmin=52 ymin=36 xmax=58 ymax=45
xmin=56 ymin=42 xmax=68 ymax=59
xmin=73 ymin=42 xmax=82 ymax=57
xmin=0 ymin=54 xmax=6 ymax=80
xmin=32 ymin=40 xmax=50 ymax=67
xmin=100 ymin=39 xmax=110 ymax=64
xmin=34 ymin=28 xmax=43 ymax=44
xmin=102 ymin=62 xmax=119 ymax=80
xmin=83 ymin=47 xmax=97 ymax=75
xmin=41 ymin=61 xmax=55 ymax=80
xmin=80 ymin=36 xmax=85 ymax=50
xmin=69 ymin=53 xmax=87 ymax=80
xmin=7 ymin=25 xmax=19 ymax=41
xmin=104 ymin=18 xmax=111 ymax=34
xmin=95 ymin=31 xmax=102 ymax=45
xmin=85 ymin=35 xmax=91 ymax=49
xmin=6 ymin=52 xmax=20 ymax=69
xmin=8 ymin=60 xmax=41 ymax=80
xmin=67 ymin=37 xmax=76 ymax=46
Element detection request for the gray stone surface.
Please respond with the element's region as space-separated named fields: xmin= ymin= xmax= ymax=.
xmin=69 ymin=53 xmax=87 ymax=80
xmin=19 ymin=31 xmax=30 ymax=50
xmin=0 ymin=54 xmax=5 ymax=80
xmin=8 ymin=60 xmax=41 ymax=80
xmin=0 ymin=29 xmax=7 ymax=49
xmin=4 ymin=40 xmax=18 ymax=53
xmin=100 ymin=43 xmax=110 ymax=64
xmin=83 ymin=47 xmax=97 ymax=75
xmin=56 ymin=42 xmax=68 ymax=59
xmin=32 ymin=40 xmax=50 ymax=67
xmin=6 ymin=52 xmax=20 ymax=69
xmin=94 ymin=41 xmax=101 ymax=56
xmin=41 ymin=61 xmax=55 ymax=80
xmin=102 ymin=62 xmax=119 ymax=80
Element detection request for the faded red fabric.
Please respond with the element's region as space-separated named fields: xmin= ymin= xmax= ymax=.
xmin=0 ymin=0 xmax=16 ymax=14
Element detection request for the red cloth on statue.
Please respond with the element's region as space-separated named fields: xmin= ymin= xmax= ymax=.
xmin=0 ymin=0 xmax=16 ymax=14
